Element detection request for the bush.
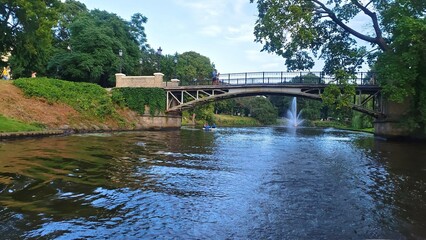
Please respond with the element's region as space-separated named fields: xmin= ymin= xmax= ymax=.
xmin=13 ymin=78 xmax=116 ymax=119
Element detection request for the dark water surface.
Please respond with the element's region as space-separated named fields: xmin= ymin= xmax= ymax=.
xmin=1 ymin=127 xmax=426 ymax=239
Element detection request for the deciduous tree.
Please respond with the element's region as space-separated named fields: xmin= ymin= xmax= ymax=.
xmin=48 ymin=8 xmax=147 ymax=87
xmin=251 ymin=0 xmax=426 ymax=131
xmin=175 ymin=51 xmax=214 ymax=85
xmin=1 ymin=0 xmax=60 ymax=77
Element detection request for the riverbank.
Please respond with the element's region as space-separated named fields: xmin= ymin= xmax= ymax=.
xmin=182 ymin=114 xmax=261 ymax=127
xmin=311 ymin=120 xmax=374 ymax=133
xmin=0 ymin=80 xmax=166 ymax=138
xmin=0 ymin=130 xmax=65 ymax=139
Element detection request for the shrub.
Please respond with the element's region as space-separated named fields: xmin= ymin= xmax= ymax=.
xmin=13 ymin=78 xmax=116 ymax=119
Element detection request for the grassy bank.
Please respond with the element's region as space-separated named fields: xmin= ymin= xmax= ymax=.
xmin=0 ymin=78 xmax=141 ymax=134
xmin=13 ymin=78 xmax=116 ymax=120
xmin=0 ymin=115 xmax=44 ymax=132
xmin=182 ymin=114 xmax=261 ymax=127
xmin=311 ymin=120 xmax=374 ymax=133
xmin=214 ymin=114 xmax=261 ymax=127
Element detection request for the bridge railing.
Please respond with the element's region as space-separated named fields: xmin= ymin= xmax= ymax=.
xmin=174 ymin=71 xmax=377 ymax=86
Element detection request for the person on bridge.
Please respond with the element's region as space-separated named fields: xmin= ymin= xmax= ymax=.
xmin=212 ymin=69 xmax=219 ymax=85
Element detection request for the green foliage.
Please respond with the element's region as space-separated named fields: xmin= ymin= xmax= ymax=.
xmin=175 ymin=51 xmax=214 ymax=84
xmin=291 ymin=72 xmax=323 ymax=84
xmin=184 ymin=103 xmax=215 ymax=124
xmin=48 ymin=4 xmax=147 ymax=87
xmin=214 ymin=114 xmax=261 ymax=127
xmin=13 ymin=77 xmax=115 ymax=119
xmin=351 ymin=111 xmax=373 ymax=129
xmin=251 ymin=0 xmax=376 ymax=73
xmin=321 ymin=70 xmax=356 ymax=110
xmin=214 ymin=99 xmax=238 ymax=115
xmin=252 ymin=0 xmax=426 ymax=132
xmin=313 ymin=120 xmax=348 ymax=129
xmin=285 ymin=51 xmax=314 ymax=71
xmin=313 ymin=119 xmax=374 ymax=133
xmin=239 ymin=97 xmax=278 ymax=125
xmin=0 ymin=115 xmax=44 ymax=132
xmin=1 ymin=0 xmax=61 ymax=77
xmin=376 ymin=14 xmax=426 ymax=130
xmin=129 ymin=13 xmax=149 ymax=50
xmin=194 ymin=104 xmax=215 ymax=123
xmin=299 ymin=98 xmax=322 ymax=120
xmin=269 ymin=95 xmax=323 ymax=120
xmin=111 ymin=87 xmax=166 ymax=116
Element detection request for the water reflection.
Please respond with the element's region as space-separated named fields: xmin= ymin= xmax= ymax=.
xmin=0 ymin=128 xmax=425 ymax=239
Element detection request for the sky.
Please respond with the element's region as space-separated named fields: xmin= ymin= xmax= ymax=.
xmin=76 ymin=0 xmax=294 ymax=74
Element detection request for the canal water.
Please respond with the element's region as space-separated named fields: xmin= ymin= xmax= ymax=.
xmin=0 ymin=127 xmax=426 ymax=239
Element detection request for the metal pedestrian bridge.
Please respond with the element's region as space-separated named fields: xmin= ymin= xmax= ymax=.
xmin=164 ymin=71 xmax=382 ymax=118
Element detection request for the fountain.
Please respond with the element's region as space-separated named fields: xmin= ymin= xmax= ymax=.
xmin=285 ymin=97 xmax=304 ymax=127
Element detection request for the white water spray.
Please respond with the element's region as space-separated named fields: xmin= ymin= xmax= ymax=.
xmin=286 ymin=97 xmax=304 ymax=127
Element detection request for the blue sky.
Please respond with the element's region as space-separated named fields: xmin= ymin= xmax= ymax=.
xmin=77 ymin=0 xmax=294 ymax=74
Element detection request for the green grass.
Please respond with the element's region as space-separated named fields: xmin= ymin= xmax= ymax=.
xmin=0 ymin=115 xmax=44 ymax=132
xmin=13 ymin=78 xmax=116 ymax=120
xmin=213 ymin=114 xmax=261 ymax=127
xmin=182 ymin=114 xmax=261 ymax=127
xmin=312 ymin=120 xmax=374 ymax=133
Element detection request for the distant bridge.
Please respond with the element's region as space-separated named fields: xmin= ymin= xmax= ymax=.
xmin=164 ymin=71 xmax=382 ymax=118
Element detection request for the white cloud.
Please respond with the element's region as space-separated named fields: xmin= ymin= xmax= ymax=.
xmin=223 ymin=24 xmax=255 ymax=43
xmin=261 ymin=62 xmax=282 ymax=70
xmin=199 ymin=25 xmax=222 ymax=37
xmin=174 ymin=0 xmax=226 ymax=19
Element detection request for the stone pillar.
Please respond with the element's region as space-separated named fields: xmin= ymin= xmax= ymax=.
xmin=115 ymin=73 xmax=126 ymax=87
xmin=154 ymin=73 xmax=164 ymax=86
xmin=374 ymin=99 xmax=415 ymax=139
xmin=165 ymin=78 xmax=180 ymax=87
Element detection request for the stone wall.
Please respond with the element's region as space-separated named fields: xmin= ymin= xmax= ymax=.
xmin=115 ymin=73 xmax=180 ymax=88
xmin=123 ymin=109 xmax=182 ymax=130
xmin=137 ymin=113 xmax=182 ymax=130
xmin=115 ymin=73 xmax=164 ymax=88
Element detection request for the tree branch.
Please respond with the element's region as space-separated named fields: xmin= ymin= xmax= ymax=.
xmin=365 ymin=0 xmax=373 ymax=8
xmin=1 ymin=6 xmax=12 ymax=26
xmin=311 ymin=0 xmax=388 ymax=51
xmin=351 ymin=0 xmax=388 ymax=51
xmin=354 ymin=47 xmax=380 ymax=67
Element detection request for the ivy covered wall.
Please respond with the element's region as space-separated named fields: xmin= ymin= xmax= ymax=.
xmin=111 ymin=88 xmax=166 ymax=116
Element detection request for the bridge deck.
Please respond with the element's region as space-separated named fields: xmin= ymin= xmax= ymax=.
xmin=165 ymin=83 xmax=380 ymax=93
xmin=163 ymin=71 xmax=382 ymax=117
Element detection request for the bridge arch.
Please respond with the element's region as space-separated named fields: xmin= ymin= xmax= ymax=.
xmin=165 ymin=84 xmax=382 ymax=118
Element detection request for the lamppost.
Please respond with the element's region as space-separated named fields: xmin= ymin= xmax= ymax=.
xmin=139 ymin=58 xmax=143 ymax=75
xmin=156 ymin=47 xmax=162 ymax=72
xmin=173 ymin=55 xmax=178 ymax=78
xmin=118 ymin=49 xmax=123 ymax=73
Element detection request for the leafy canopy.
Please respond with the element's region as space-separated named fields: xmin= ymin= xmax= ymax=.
xmin=251 ymin=0 xmax=390 ymax=73
xmin=251 ymin=0 xmax=426 ymax=131
xmin=175 ymin=51 xmax=214 ymax=84
xmin=48 ymin=6 xmax=146 ymax=87
xmin=1 ymin=0 xmax=61 ymax=76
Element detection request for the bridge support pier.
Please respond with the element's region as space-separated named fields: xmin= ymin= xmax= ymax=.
xmin=374 ymin=99 xmax=422 ymax=140
xmin=135 ymin=112 xmax=182 ymax=130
